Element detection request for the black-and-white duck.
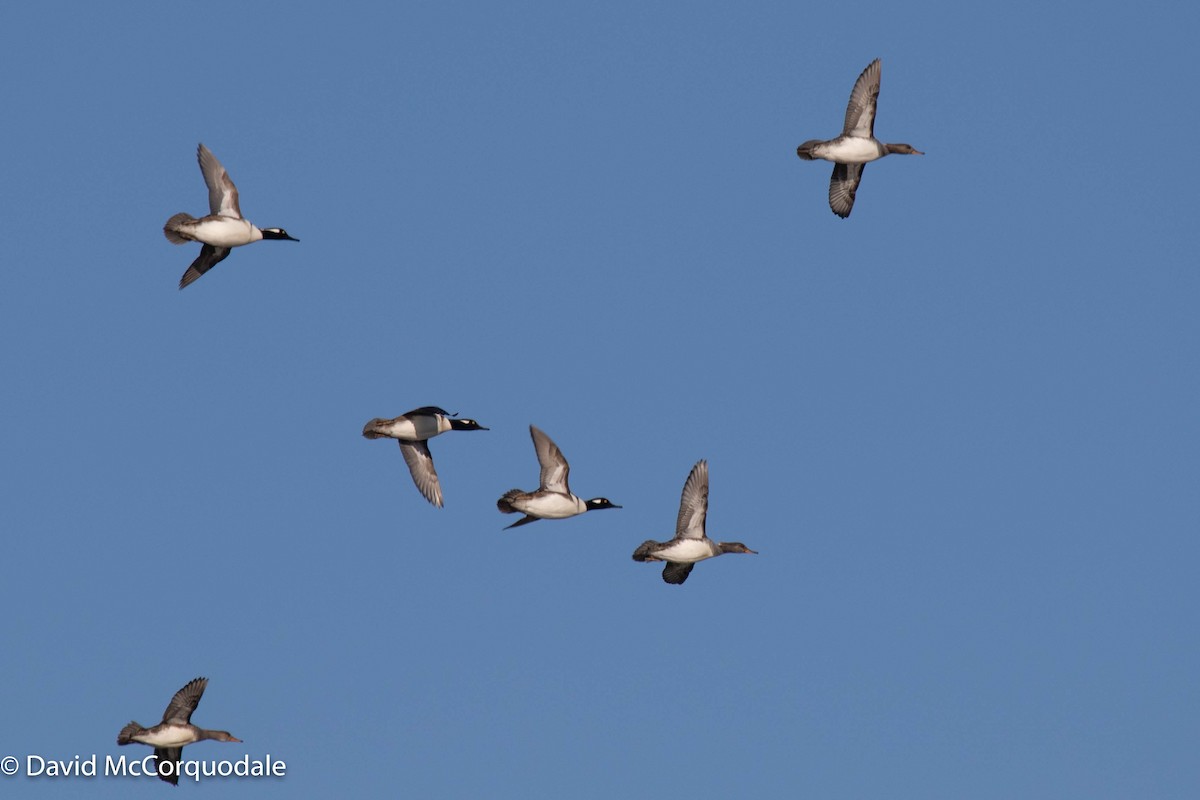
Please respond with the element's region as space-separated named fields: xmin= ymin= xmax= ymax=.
xmin=164 ymin=143 xmax=298 ymax=289
xmin=362 ymin=406 xmax=488 ymax=507
xmin=497 ymin=425 xmax=620 ymax=529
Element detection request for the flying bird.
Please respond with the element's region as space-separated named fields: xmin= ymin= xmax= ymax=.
xmin=164 ymin=143 xmax=298 ymax=289
xmin=632 ymin=460 xmax=756 ymax=585
xmin=497 ymin=425 xmax=620 ymax=529
xmin=362 ymin=406 xmax=488 ymax=507
xmin=116 ymin=677 xmax=241 ymax=785
xmin=796 ymin=59 xmax=923 ymax=217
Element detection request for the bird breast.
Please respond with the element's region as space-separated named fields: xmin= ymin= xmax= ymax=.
xmin=513 ymin=493 xmax=586 ymax=518
xmin=187 ymin=217 xmax=262 ymax=248
xmin=383 ymin=415 xmax=446 ymax=440
xmin=816 ymin=137 xmax=885 ymax=164
xmin=652 ymin=539 xmax=716 ymax=564
xmin=134 ymin=724 xmax=197 ymax=748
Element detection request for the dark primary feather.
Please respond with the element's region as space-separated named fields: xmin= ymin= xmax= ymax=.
xmin=662 ymin=562 xmax=695 ymax=585
xmin=179 ymin=244 xmax=231 ymax=289
xmin=153 ymin=747 xmax=182 ymax=785
xmin=162 ymin=677 xmax=207 ymax=723
xmin=407 ymin=406 xmax=452 ymax=417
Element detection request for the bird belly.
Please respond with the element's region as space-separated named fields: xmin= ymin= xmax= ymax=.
xmin=377 ymin=419 xmax=418 ymax=439
xmin=135 ymin=725 xmax=196 ymax=748
xmin=376 ymin=416 xmax=444 ymax=441
xmin=818 ymin=138 xmax=883 ymax=164
xmin=653 ymin=539 xmax=714 ymax=563
xmin=514 ymin=493 xmax=586 ymax=519
xmin=187 ymin=217 xmax=258 ymax=248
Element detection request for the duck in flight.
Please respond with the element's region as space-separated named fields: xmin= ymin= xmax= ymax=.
xmin=164 ymin=143 xmax=298 ymax=289
xmin=362 ymin=406 xmax=488 ymax=507
xmin=497 ymin=425 xmax=620 ymax=529
xmin=116 ymin=677 xmax=241 ymax=785
xmin=796 ymin=59 xmax=923 ymax=218
xmin=632 ymin=460 xmax=756 ymax=585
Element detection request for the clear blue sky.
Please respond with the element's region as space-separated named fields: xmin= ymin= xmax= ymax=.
xmin=2 ymin=2 xmax=1197 ymax=797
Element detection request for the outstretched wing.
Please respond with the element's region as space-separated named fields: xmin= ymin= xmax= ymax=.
xmin=503 ymin=515 xmax=541 ymax=530
xmin=662 ymin=562 xmax=695 ymax=585
xmin=399 ymin=439 xmax=443 ymax=507
xmin=153 ymin=748 xmax=182 ymax=785
xmin=179 ymin=244 xmax=231 ymax=289
xmin=842 ymin=59 xmax=881 ymax=139
xmin=828 ymin=162 xmax=865 ymax=218
xmin=162 ymin=677 xmax=207 ymax=724
xmin=197 ymin=143 xmax=243 ymax=219
xmin=530 ymin=425 xmax=570 ymax=494
xmin=675 ymin=460 xmax=709 ymax=540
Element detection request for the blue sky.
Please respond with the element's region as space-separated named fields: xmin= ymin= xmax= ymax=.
xmin=2 ymin=1 xmax=1198 ymax=797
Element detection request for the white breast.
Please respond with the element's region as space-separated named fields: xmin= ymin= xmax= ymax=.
xmin=376 ymin=415 xmax=445 ymax=441
xmin=514 ymin=493 xmax=586 ymax=519
xmin=817 ymin=137 xmax=883 ymax=164
xmin=653 ymin=539 xmax=716 ymax=564
xmin=188 ymin=217 xmax=262 ymax=248
xmin=135 ymin=725 xmax=196 ymax=748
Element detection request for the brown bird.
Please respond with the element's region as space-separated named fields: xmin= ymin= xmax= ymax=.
xmin=796 ymin=59 xmax=923 ymax=217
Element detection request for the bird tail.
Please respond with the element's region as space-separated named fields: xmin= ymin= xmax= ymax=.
xmin=632 ymin=541 xmax=659 ymax=562
xmin=163 ymin=213 xmax=195 ymax=244
xmin=795 ymin=141 xmax=820 ymax=161
xmin=496 ymin=490 xmax=523 ymax=514
xmin=117 ymin=721 xmax=143 ymax=745
xmin=361 ymin=419 xmax=390 ymax=439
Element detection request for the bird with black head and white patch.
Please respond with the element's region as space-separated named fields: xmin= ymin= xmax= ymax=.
xmin=363 ymin=406 xmax=488 ymax=507
xmin=497 ymin=425 xmax=620 ymax=529
xmin=164 ymin=143 xmax=298 ymax=289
